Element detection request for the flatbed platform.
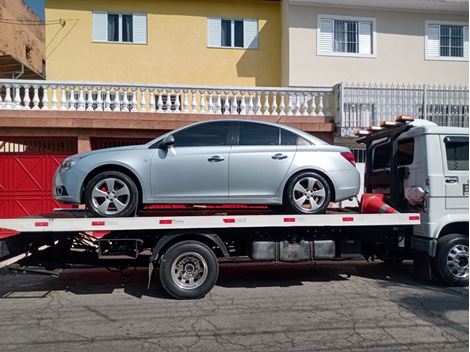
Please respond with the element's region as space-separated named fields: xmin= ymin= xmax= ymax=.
xmin=0 ymin=208 xmax=421 ymax=234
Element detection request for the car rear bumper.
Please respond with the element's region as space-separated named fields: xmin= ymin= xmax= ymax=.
xmin=332 ymin=168 xmax=361 ymax=201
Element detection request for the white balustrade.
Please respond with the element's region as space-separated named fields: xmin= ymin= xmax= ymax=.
xmin=0 ymin=79 xmax=335 ymax=117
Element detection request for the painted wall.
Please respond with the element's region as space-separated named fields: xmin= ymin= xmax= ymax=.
xmin=283 ymin=4 xmax=469 ymax=86
xmin=45 ymin=0 xmax=281 ymax=86
xmin=0 ymin=0 xmax=44 ymax=77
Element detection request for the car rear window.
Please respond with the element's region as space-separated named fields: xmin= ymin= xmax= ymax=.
xmin=239 ymin=123 xmax=279 ymax=146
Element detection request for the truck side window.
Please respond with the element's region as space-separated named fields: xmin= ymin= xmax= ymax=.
xmin=445 ymin=137 xmax=469 ymax=171
xmin=396 ymin=139 xmax=414 ymax=166
xmin=372 ymin=143 xmax=391 ymax=172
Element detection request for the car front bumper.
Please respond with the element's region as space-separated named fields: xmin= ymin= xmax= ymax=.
xmin=52 ymin=167 xmax=86 ymax=204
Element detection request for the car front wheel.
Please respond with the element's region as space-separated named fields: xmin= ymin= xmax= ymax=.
xmin=285 ymin=171 xmax=331 ymax=214
xmin=84 ymin=171 xmax=139 ymax=217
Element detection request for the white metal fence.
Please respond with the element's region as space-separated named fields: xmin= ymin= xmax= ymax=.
xmin=337 ymin=83 xmax=469 ymax=136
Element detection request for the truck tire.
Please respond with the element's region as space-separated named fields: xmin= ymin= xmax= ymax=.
xmin=432 ymin=234 xmax=469 ymax=287
xmin=159 ymin=240 xmax=219 ymax=299
xmin=85 ymin=171 xmax=139 ymax=218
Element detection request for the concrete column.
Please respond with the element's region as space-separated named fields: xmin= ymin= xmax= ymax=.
xmin=77 ymin=134 xmax=91 ymax=152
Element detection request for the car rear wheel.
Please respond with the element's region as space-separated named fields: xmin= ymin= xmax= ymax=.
xmin=85 ymin=171 xmax=139 ymax=217
xmin=284 ymin=171 xmax=331 ymax=214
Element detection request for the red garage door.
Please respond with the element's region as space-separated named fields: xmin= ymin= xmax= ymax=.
xmin=0 ymin=138 xmax=77 ymax=218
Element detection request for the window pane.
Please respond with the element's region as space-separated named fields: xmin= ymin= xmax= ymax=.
xmin=440 ymin=25 xmax=464 ymax=57
xmin=372 ymin=143 xmax=391 ymax=171
xmin=221 ymin=20 xmax=231 ymax=47
xmin=334 ymin=20 xmax=358 ymax=53
xmin=122 ymin=14 xmax=133 ymax=42
xmin=107 ymin=14 xmax=119 ymax=42
xmin=239 ymin=123 xmax=279 ymax=146
xmin=173 ymin=122 xmax=232 ymax=147
xmin=281 ymin=129 xmax=298 ymax=146
xmin=445 ymin=140 xmax=469 ymax=171
xmin=234 ymin=20 xmax=244 ymax=48
xmin=396 ymin=139 xmax=414 ymax=166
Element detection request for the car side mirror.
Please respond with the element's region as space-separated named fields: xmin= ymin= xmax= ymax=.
xmin=159 ymin=135 xmax=175 ymax=149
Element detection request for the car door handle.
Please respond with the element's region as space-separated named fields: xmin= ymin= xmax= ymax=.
xmin=272 ymin=153 xmax=288 ymax=160
xmin=208 ymin=156 xmax=225 ymax=162
xmin=445 ymin=177 xmax=459 ymax=184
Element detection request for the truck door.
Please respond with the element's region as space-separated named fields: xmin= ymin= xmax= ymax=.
xmin=441 ymin=135 xmax=469 ymax=210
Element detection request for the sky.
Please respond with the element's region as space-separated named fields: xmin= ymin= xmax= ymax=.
xmin=24 ymin=0 xmax=45 ymax=21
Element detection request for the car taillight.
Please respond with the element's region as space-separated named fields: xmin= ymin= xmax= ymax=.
xmin=340 ymin=151 xmax=356 ymax=167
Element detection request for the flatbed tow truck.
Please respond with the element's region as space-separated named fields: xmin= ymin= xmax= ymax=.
xmin=0 ymin=117 xmax=468 ymax=299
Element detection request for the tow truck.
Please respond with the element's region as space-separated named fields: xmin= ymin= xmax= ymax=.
xmin=0 ymin=117 xmax=468 ymax=299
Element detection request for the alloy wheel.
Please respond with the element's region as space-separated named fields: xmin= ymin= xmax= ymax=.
xmin=91 ymin=177 xmax=131 ymax=215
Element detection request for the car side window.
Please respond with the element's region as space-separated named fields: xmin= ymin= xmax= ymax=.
xmin=173 ymin=121 xmax=232 ymax=147
xmin=280 ymin=129 xmax=298 ymax=145
xmin=239 ymin=122 xmax=279 ymax=146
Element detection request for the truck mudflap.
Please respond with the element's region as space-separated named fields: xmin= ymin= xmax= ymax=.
xmin=411 ymin=235 xmax=437 ymax=257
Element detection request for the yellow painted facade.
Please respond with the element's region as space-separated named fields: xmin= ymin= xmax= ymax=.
xmin=45 ymin=0 xmax=281 ymax=87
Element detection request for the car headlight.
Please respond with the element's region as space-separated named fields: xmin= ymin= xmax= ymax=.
xmin=60 ymin=157 xmax=81 ymax=171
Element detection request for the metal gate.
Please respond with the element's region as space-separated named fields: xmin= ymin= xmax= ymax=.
xmin=0 ymin=138 xmax=77 ymax=218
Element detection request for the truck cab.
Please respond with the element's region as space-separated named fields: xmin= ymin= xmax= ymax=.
xmin=360 ymin=121 xmax=469 ymax=286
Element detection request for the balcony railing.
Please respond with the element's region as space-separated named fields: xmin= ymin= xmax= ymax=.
xmin=0 ymin=79 xmax=335 ymax=117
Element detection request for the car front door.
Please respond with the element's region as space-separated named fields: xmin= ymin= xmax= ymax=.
xmin=228 ymin=122 xmax=297 ymax=200
xmin=441 ymin=135 xmax=469 ymax=210
xmin=150 ymin=121 xmax=233 ymax=202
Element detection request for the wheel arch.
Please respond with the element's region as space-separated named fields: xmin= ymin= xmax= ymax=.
xmin=438 ymin=222 xmax=469 ymax=239
xmin=281 ymin=168 xmax=337 ymax=202
xmin=81 ymin=164 xmax=144 ymax=204
xmin=150 ymin=231 xmax=230 ymax=262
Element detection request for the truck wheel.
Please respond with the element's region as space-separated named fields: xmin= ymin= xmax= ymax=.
xmin=432 ymin=234 xmax=469 ymax=287
xmin=85 ymin=171 xmax=139 ymax=217
xmin=159 ymin=241 xmax=219 ymax=299
xmin=285 ymin=171 xmax=331 ymax=214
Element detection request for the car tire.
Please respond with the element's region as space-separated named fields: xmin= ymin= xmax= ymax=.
xmin=432 ymin=233 xmax=468 ymax=287
xmin=284 ymin=171 xmax=331 ymax=214
xmin=85 ymin=171 xmax=139 ymax=217
xmin=159 ymin=241 xmax=219 ymax=299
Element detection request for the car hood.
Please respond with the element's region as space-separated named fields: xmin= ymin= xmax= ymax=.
xmin=67 ymin=145 xmax=139 ymax=161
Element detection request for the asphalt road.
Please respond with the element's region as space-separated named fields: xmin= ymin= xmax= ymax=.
xmin=0 ymin=260 xmax=467 ymax=352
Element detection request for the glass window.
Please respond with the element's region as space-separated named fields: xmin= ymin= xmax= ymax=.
xmin=107 ymin=14 xmax=119 ymax=42
xmin=107 ymin=13 xmax=133 ymax=43
xmin=173 ymin=122 xmax=232 ymax=147
xmin=334 ymin=20 xmax=358 ymax=53
xmin=445 ymin=138 xmax=469 ymax=171
xmin=396 ymin=139 xmax=414 ymax=166
xmin=220 ymin=19 xmax=244 ymax=48
xmin=280 ymin=129 xmax=298 ymax=146
xmin=239 ymin=123 xmax=279 ymax=146
xmin=234 ymin=20 xmax=244 ymax=48
xmin=221 ymin=20 xmax=232 ymax=47
xmin=440 ymin=25 xmax=464 ymax=58
xmin=372 ymin=143 xmax=391 ymax=171
xmin=122 ymin=14 xmax=133 ymax=42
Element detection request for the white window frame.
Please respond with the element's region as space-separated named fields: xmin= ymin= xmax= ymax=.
xmin=207 ymin=17 xmax=258 ymax=50
xmin=92 ymin=11 xmax=148 ymax=45
xmin=316 ymin=14 xmax=377 ymax=58
xmin=425 ymin=20 xmax=468 ymax=62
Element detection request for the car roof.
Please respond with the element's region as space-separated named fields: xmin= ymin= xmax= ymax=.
xmin=155 ymin=119 xmax=329 ymax=146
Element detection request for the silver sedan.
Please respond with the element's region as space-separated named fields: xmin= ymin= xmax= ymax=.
xmin=53 ymin=119 xmax=360 ymax=217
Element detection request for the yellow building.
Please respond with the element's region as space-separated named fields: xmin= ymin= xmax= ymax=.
xmin=45 ymin=0 xmax=282 ymax=87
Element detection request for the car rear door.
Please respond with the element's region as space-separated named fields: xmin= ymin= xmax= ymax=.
xmin=441 ymin=135 xmax=469 ymax=210
xmin=228 ymin=122 xmax=296 ymax=199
